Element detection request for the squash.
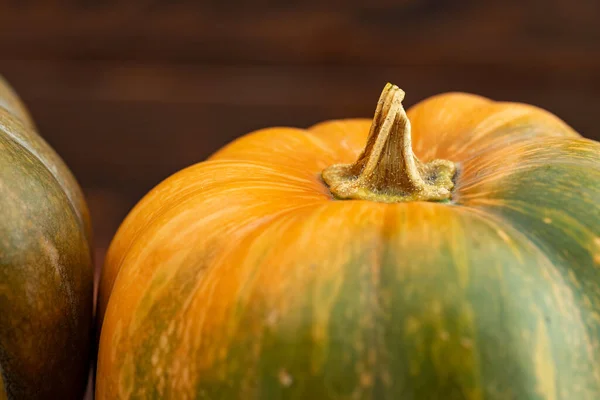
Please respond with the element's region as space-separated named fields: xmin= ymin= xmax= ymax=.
xmin=0 ymin=76 xmax=94 ymax=399
xmin=97 ymin=83 xmax=600 ymax=399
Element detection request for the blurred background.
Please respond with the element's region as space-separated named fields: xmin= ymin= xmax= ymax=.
xmin=1 ymin=0 xmax=599 ymax=273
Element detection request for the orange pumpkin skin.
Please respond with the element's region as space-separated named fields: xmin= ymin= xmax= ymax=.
xmin=97 ymin=90 xmax=600 ymax=399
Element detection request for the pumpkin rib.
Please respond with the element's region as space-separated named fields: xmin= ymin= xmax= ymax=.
xmin=104 ymin=199 xmax=325 ymax=312
xmin=405 ymin=92 xmax=492 ymax=159
xmin=454 ymin=136 xmax=600 ymax=279
xmin=98 ymin=200 xmax=384 ymax=398
xmin=0 ymin=132 xmax=93 ymax=399
xmin=98 ymin=159 xmax=331 ymax=325
xmin=96 ymin=200 xmax=329 ymax=399
xmin=0 ymin=77 xmax=94 ymax=399
xmin=456 ymin=137 xmax=600 ymax=201
xmin=450 ymin=132 xmax=587 ymax=176
xmin=455 ymin=204 xmax=600 ymax=386
xmin=446 ymin=102 xmax=579 ymax=158
xmin=407 ymin=94 xmax=579 ymax=162
xmin=0 ymin=109 xmax=91 ymax=242
xmin=454 ymin=135 xmax=600 ymax=388
xmin=451 ymin=204 xmax=600 ymax=397
xmin=209 ymin=126 xmax=347 ymax=173
xmin=193 ymin=201 xmax=388 ymax=399
xmin=306 ymin=119 xmax=372 ymax=160
xmin=455 ymin=204 xmax=568 ymax=277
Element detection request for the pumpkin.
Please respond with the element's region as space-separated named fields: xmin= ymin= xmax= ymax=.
xmin=0 ymin=76 xmax=94 ymax=399
xmin=97 ymin=83 xmax=600 ymax=399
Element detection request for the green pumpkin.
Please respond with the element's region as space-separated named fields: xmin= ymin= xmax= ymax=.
xmin=0 ymin=76 xmax=94 ymax=399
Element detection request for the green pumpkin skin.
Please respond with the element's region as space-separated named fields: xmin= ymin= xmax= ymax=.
xmin=0 ymin=76 xmax=94 ymax=399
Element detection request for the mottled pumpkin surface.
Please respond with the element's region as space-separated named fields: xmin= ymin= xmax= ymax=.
xmin=98 ymin=90 xmax=600 ymax=399
xmin=0 ymin=76 xmax=94 ymax=399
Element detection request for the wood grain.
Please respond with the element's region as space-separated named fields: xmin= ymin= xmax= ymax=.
xmin=0 ymin=0 xmax=599 ymax=66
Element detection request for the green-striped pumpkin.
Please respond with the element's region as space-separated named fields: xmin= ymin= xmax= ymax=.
xmin=97 ymin=84 xmax=600 ymax=399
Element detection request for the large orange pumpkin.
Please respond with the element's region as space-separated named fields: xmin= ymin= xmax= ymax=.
xmin=97 ymin=84 xmax=600 ymax=399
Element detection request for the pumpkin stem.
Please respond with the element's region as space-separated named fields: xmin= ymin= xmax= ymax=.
xmin=322 ymin=83 xmax=456 ymax=203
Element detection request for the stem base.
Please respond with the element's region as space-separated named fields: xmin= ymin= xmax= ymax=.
xmin=323 ymin=159 xmax=456 ymax=203
xmin=321 ymin=83 xmax=457 ymax=203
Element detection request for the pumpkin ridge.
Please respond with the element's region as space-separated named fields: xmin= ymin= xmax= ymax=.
xmin=97 ymin=201 xmax=329 ymax=398
xmin=1 ymin=76 xmax=93 ymax=399
xmin=0 ymin=134 xmax=90 ymax=324
xmin=98 ymin=159 xmax=328 ymax=324
xmin=454 ymin=204 xmax=600 ymax=393
xmin=99 ymin=170 xmax=332 ymax=330
xmin=406 ymin=95 xmax=579 ymax=163
xmin=0 ymin=132 xmax=93 ymax=398
xmin=458 ymin=144 xmax=600 ymax=388
xmin=454 ymin=137 xmax=600 ymax=198
xmin=0 ymin=113 xmax=89 ymax=242
xmin=111 ymin=201 xmax=325 ymax=321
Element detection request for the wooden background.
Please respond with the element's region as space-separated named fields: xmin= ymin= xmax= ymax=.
xmin=1 ymin=0 xmax=600 ymax=284
xmin=0 ymin=1 xmax=599 ymax=398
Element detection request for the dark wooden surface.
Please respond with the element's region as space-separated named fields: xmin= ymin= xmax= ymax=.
xmin=1 ymin=0 xmax=599 ymax=287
